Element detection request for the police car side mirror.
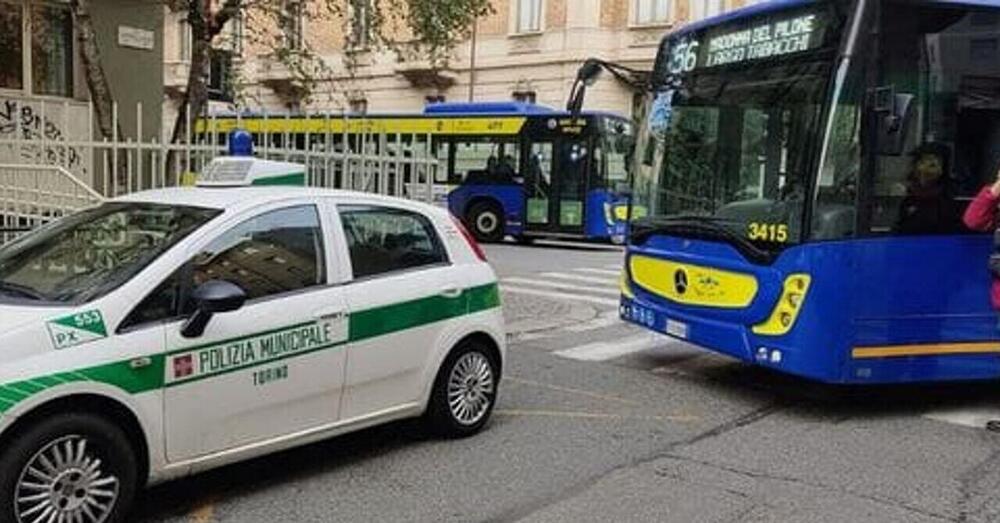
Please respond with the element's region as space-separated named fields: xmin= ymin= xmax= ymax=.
xmin=181 ymin=280 xmax=247 ymax=339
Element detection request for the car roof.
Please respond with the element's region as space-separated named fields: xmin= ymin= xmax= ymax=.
xmin=116 ymin=186 xmax=446 ymax=216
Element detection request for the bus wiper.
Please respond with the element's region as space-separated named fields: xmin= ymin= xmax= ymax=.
xmin=632 ymin=217 xmax=774 ymax=265
xmin=0 ymin=281 xmax=46 ymax=301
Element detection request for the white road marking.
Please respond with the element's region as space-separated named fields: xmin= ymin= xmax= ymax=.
xmin=500 ymin=285 xmax=620 ymax=307
xmin=541 ymin=272 xmax=619 ymax=286
xmin=554 ymin=333 xmax=668 ymax=362
xmin=923 ymin=406 xmax=1000 ymax=429
xmin=503 ymin=277 xmax=621 ymax=297
xmin=605 ymin=264 xmax=624 ymax=269
xmin=574 ymin=268 xmax=622 ymax=277
xmin=564 ymin=313 xmax=625 ymax=332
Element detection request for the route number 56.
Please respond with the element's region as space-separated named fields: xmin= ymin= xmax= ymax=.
xmin=669 ymin=41 xmax=700 ymax=74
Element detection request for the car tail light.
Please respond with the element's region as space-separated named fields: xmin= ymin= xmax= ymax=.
xmin=451 ymin=215 xmax=488 ymax=262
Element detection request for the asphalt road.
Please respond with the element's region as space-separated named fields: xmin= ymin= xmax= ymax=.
xmin=135 ymin=240 xmax=1000 ymax=523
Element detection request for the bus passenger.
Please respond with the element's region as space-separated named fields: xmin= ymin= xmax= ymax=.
xmin=962 ymin=166 xmax=1000 ymax=311
xmin=897 ymin=143 xmax=955 ymax=234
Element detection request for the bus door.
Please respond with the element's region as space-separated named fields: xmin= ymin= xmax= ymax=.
xmin=523 ymin=135 xmax=591 ymax=236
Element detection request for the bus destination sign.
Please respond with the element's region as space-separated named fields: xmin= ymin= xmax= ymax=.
xmin=668 ymin=11 xmax=827 ymax=75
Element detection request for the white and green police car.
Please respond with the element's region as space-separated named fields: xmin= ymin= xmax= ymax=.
xmin=0 ymin=156 xmax=504 ymax=522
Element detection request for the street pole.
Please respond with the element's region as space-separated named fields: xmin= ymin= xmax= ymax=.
xmin=468 ymin=16 xmax=478 ymax=102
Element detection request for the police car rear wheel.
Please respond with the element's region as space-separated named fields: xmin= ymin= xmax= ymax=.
xmin=468 ymin=203 xmax=504 ymax=243
xmin=426 ymin=342 xmax=498 ymax=438
xmin=0 ymin=413 xmax=138 ymax=523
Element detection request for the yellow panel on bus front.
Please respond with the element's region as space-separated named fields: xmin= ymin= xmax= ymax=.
xmin=197 ymin=117 xmax=527 ymax=136
xmin=629 ymin=256 xmax=759 ymax=309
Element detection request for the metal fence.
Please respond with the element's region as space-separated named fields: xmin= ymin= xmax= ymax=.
xmin=0 ymin=96 xmax=443 ymax=244
xmin=0 ymin=164 xmax=105 ymax=244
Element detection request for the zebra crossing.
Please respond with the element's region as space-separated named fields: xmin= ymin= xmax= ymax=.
xmin=500 ymin=263 xmax=1000 ymax=431
xmin=499 ymin=264 xmax=623 ymax=310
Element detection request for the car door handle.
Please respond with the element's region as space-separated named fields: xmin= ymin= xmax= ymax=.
xmin=314 ymin=308 xmax=347 ymax=321
xmin=440 ymin=287 xmax=463 ymax=299
xmin=129 ymin=357 xmax=153 ymax=370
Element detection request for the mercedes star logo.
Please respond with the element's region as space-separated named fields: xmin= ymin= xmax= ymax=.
xmin=674 ymin=269 xmax=689 ymax=295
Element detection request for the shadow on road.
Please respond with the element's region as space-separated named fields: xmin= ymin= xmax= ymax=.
xmin=133 ymin=420 xmax=432 ymax=521
xmin=642 ymin=352 xmax=1000 ymax=420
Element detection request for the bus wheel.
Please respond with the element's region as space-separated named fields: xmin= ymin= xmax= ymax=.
xmin=467 ymin=202 xmax=504 ymax=243
xmin=0 ymin=413 xmax=139 ymax=523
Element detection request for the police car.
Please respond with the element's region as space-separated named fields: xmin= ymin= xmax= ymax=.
xmin=0 ymin=150 xmax=504 ymax=522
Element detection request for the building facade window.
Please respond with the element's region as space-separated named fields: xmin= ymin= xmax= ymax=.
xmin=690 ymin=0 xmax=726 ymax=22
xmin=0 ymin=1 xmax=24 ymax=91
xmin=513 ymin=90 xmax=537 ymax=103
xmin=350 ymin=0 xmax=371 ymax=49
xmin=281 ymin=0 xmax=304 ymax=51
xmin=229 ymin=12 xmax=244 ymax=55
xmin=349 ymin=97 xmax=368 ymax=114
xmin=178 ymin=16 xmax=192 ymax=61
xmin=516 ymin=0 xmax=543 ymax=33
xmin=634 ymin=0 xmax=671 ymax=25
xmin=0 ymin=0 xmax=75 ymax=97
xmin=31 ymin=3 xmax=73 ymax=97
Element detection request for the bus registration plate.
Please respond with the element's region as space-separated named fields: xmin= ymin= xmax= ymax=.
xmin=666 ymin=319 xmax=689 ymax=339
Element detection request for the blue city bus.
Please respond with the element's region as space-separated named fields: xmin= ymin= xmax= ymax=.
xmin=199 ymin=102 xmax=635 ymax=243
xmin=432 ymin=102 xmax=635 ymax=243
xmin=620 ymin=0 xmax=1000 ymax=383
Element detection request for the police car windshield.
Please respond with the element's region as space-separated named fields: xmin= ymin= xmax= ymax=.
xmin=0 ymin=203 xmax=221 ymax=305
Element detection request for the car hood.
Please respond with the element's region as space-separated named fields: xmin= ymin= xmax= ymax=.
xmin=0 ymin=304 xmax=70 ymax=334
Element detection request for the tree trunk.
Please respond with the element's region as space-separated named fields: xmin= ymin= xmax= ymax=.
xmin=69 ymin=0 xmax=119 ymax=141
xmin=166 ymin=6 xmax=213 ymax=182
xmin=70 ymin=0 xmax=127 ymax=195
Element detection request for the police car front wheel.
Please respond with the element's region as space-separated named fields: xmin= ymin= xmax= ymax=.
xmin=0 ymin=413 xmax=138 ymax=523
xmin=425 ymin=342 xmax=499 ymax=438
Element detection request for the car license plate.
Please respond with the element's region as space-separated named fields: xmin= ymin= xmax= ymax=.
xmin=665 ymin=319 xmax=689 ymax=339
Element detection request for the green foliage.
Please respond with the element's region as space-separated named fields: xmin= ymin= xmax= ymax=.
xmin=384 ymin=0 xmax=494 ymax=65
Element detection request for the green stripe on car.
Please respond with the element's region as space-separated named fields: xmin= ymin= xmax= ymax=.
xmin=0 ymin=283 xmax=500 ymax=414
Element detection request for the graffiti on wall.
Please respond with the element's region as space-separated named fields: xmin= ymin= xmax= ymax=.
xmin=0 ymin=99 xmax=89 ymax=176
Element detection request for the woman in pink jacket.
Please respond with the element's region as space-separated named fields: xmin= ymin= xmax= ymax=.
xmin=962 ymin=171 xmax=1000 ymax=310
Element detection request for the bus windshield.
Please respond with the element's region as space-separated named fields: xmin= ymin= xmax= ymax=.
xmin=632 ymin=2 xmax=847 ymax=250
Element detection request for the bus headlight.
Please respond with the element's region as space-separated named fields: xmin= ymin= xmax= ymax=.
xmin=753 ymin=274 xmax=811 ymax=336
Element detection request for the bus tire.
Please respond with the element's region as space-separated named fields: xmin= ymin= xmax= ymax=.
xmin=423 ymin=340 xmax=499 ymax=438
xmin=467 ymin=202 xmax=505 ymax=243
xmin=0 ymin=412 xmax=139 ymax=523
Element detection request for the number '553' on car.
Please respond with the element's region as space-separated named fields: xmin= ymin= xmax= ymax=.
xmin=0 ymin=182 xmax=504 ymax=522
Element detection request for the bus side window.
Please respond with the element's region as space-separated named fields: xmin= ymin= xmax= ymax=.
xmin=870 ymin=5 xmax=1000 ymax=236
xmin=453 ymin=137 xmax=520 ymax=185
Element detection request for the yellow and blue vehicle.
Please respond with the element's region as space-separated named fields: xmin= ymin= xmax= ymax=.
xmin=621 ymin=0 xmax=1000 ymax=383
xmin=427 ymin=102 xmax=635 ymax=243
xmin=199 ymin=102 xmax=636 ymax=243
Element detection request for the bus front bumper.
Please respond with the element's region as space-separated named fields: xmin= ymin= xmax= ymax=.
xmin=618 ymin=294 xmax=831 ymax=382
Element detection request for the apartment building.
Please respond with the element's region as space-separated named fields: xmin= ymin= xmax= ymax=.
xmin=163 ymin=0 xmax=750 ymax=121
xmin=1 ymin=0 xmax=164 ymax=142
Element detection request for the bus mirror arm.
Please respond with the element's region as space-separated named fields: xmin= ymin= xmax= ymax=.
xmin=873 ymin=87 xmax=916 ymax=156
xmin=567 ymin=58 xmax=651 ymax=117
